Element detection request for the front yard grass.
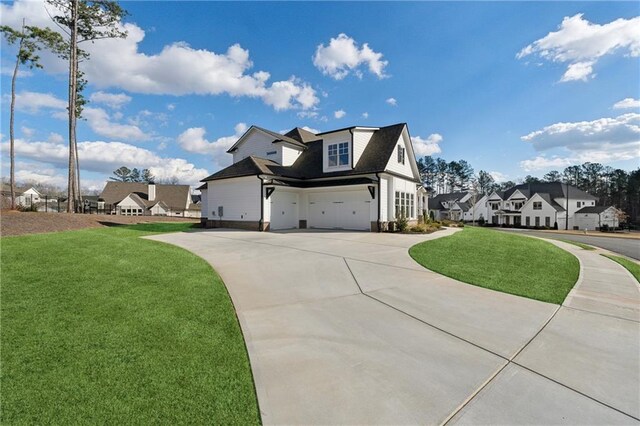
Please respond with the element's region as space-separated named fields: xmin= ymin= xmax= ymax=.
xmin=409 ymin=226 xmax=579 ymax=304
xmin=602 ymin=254 xmax=640 ymax=283
xmin=1 ymin=223 xmax=260 ymax=424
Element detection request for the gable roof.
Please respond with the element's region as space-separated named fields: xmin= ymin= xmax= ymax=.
xmin=576 ymin=205 xmax=612 ymax=214
xmin=427 ymin=192 xmax=472 ymax=210
xmin=503 ymin=182 xmax=597 ymax=201
xmin=536 ymin=193 xmax=566 ymax=212
xmin=100 ymin=182 xmax=190 ymax=210
xmin=227 ymin=125 xmax=307 ymax=153
xmin=284 ymin=127 xmax=319 ymax=143
xmin=203 ymin=123 xmax=416 ymax=183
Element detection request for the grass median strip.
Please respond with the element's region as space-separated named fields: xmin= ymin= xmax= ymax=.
xmin=558 ymin=239 xmax=596 ymax=250
xmin=1 ymin=223 xmax=260 ymax=424
xmin=409 ymin=227 xmax=579 ymax=304
xmin=602 ymin=254 xmax=640 ymax=283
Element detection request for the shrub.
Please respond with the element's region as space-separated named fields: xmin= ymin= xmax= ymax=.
xmin=396 ymin=215 xmax=409 ymax=232
xmin=478 ymin=217 xmax=485 ymax=226
xmin=17 ymin=203 xmax=38 ymax=212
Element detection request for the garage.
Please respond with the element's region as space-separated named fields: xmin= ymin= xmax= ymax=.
xmin=308 ymin=190 xmax=371 ymax=231
xmin=270 ymin=191 xmax=298 ymax=230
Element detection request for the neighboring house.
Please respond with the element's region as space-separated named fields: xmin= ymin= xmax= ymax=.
xmin=199 ymin=123 xmax=423 ymax=231
xmin=428 ymin=192 xmax=487 ymax=222
xmin=574 ymin=206 xmax=620 ymax=230
xmin=480 ymin=182 xmax=611 ymax=230
xmin=99 ymin=182 xmax=201 ymax=218
xmin=1 ymin=185 xmax=60 ymax=210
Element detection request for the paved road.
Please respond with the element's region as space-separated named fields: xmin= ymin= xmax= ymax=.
xmin=498 ymin=229 xmax=640 ymax=260
xmin=149 ymin=229 xmax=639 ymax=425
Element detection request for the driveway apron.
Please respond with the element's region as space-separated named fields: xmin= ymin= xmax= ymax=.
xmin=148 ymin=229 xmax=638 ymax=425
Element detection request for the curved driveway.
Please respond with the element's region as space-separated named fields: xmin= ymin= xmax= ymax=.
xmin=148 ymin=229 xmax=639 ymax=425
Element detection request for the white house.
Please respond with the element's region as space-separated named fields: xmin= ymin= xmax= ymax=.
xmin=482 ymin=182 xmax=602 ymax=229
xmin=427 ymin=192 xmax=487 ymax=222
xmin=100 ymin=182 xmax=201 ymax=218
xmin=573 ymin=206 xmax=620 ymax=230
xmin=199 ymin=124 xmax=423 ymax=231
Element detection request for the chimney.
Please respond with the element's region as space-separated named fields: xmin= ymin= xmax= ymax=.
xmin=148 ymin=182 xmax=156 ymax=201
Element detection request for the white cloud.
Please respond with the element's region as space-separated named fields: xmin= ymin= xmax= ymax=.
xmin=517 ymin=14 xmax=640 ymax=82
xmin=1 ymin=137 xmax=209 ymax=186
xmin=334 ymin=110 xmax=346 ymax=119
xmin=560 ymin=61 xmax=594 ymax=82
xmin=11 ymin=91 xmax=66 ymax=113
xmin=178 ymin=123 xmax=247 ymax=167
xmin=362 ymin=112 xmax=369 ymax=119
xmin=386 ymin=97 xmax=397 ymax=106
xmin=301 ymin=126 xmax=320 ymax=134
xmin=489 ymin=171 xmax=509 ymax=183
xmin=313 ymin=33 xmax=388 ymax=80
xmin=89 ymin=91 xmax=132 ymax=109
xmin=47 ymin=133 xmax=64 ymax=144
xmin=166 ymin=103 xmax=175 ymax=111
xmin=613 ymin=98 xmax=640 ymax=109
xmin=21 ymin=126 xmax=35 ymax=138
xmin=297 ymin=111 xmax=318 ymax=119
xmin=520 ymin=156 xmax=574 ymax=171
xmin=520 ymin=113 xmax=640 ymax=170
xmin=83 ymin=107 xmax=152 ymax=141
xmin=411 ymin=133 xmax=443 ymax=157
xmin=0 ymin=66 xmax=32 ymax=78
xmin=0 ymin=0 xmax=319 ymax=111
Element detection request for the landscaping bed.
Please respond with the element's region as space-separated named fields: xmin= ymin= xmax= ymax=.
xmin=409 ymin=226 xmax=580 ymax=304
xmin=1 ymin=223 xmax=259 ymax=424
xmin=1 ymin=210 xmax=199 ymax=236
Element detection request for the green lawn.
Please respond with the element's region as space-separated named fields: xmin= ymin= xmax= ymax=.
xmin=602 ymin=254 xmax=640 ymax=283
xmin=558 ymin=239 xmax=595 ymax=250
xmin=1 ymin=223 xmax=260 ymax=424
xmin=409 ymin=227 xmax=580 ymax=304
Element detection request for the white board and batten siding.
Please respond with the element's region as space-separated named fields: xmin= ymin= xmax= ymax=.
xmin=520 ymin=193 xmax=561 ymax=228
xmin=206 ymin=176 xmax=261 ymax=221
xmin=232 ymin=129 xmax=303 ymax=166
xmin=352 ymin=129 xmax=376 ymax=165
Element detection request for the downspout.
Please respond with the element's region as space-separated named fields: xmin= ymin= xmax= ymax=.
xmin=257 ymin=175 xmax=264 ymax=231
xmin=376 ymin=172 xmax=381 ymax=232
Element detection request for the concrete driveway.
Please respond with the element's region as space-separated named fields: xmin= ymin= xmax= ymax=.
xmin=148 ymin=229 xmax=639 ymax=425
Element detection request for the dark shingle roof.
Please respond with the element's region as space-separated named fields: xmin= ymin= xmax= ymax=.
xmin=427 ymin=192 xmax=471 ymax=210
xmin=227 ymin=126 xmax=307 ymax=153
xmin=204 ymin=123 xmax=414 ymax=183
xmin=576 ymin=205 xmax=611 ymax=214
xmin=537 ymin=193 xmax=566 ymax=212
xmin=284 ymin=127 xmax=319 ymax=143
xmin=504 ymin=182 xmax=597 ymax=201
xmin=99 ymin=182 xmax=190 ymax=210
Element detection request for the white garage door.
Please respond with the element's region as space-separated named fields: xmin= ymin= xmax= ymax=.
xmin=270 ymin=191 xmax=298 ymax=230
xmin=308 ymin=190 xmax=371 ymax=230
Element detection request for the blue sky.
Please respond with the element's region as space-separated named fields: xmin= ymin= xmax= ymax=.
xmin=1 ymin=1 xmax=638 ymax=191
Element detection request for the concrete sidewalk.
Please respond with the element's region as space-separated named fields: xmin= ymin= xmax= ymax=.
xmin=148 ymin=229 xmax=639 ymax=425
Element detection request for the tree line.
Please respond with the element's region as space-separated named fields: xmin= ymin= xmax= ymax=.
xmin=2 ymin=0 xmax=127 ymax=212
xmin=417 ymin=156 xmax=640 ymax=222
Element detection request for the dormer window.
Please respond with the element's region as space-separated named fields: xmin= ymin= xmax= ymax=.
xmin=328 ymin=142 xmax=349 ymax=167
xmin=397 ymin=146 xmax=405 ymax=164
